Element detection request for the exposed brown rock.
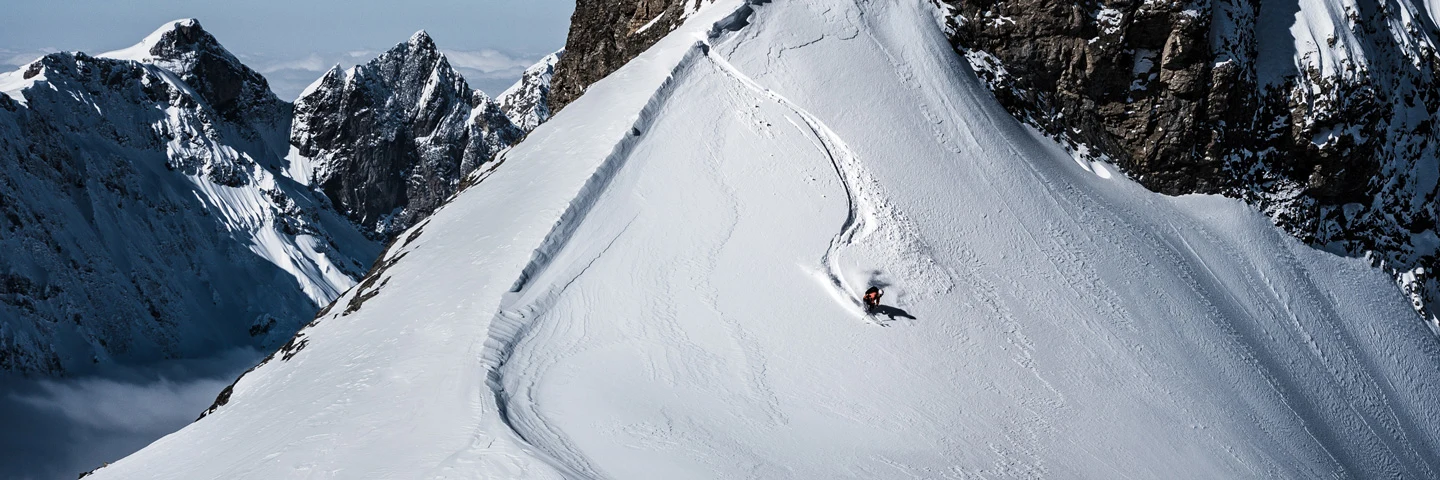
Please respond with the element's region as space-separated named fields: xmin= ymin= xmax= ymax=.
xmin=551 ymin=0 xmax=701 ymax=112
xmin=943 ymin=0 xmax=1440 ymax=320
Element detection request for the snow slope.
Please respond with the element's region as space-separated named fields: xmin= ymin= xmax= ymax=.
xmin=93 ymin=0 xmax=1440 ymax=478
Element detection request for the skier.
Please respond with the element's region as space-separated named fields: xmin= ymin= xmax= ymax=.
xmin=863 ymin=286 xmax=883 ymax=312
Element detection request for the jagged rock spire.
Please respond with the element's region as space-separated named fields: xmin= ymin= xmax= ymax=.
xmin=290 ymin=32 xmax=524 ymax=238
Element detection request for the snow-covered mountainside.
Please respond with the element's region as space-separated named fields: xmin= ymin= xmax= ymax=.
xmin=287 ymin=32 xmax=525 ymax=238
xmin=942 ymin=0 xmax=1440 ymax=329
xmin=0 ymin=20 xmax=378 ymax=374
xmin=499 ymin=51 xmax=564 ymax=132
xmin=92 ymin=1 xmax=1440 ymax=478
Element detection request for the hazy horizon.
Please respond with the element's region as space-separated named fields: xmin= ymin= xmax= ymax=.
xmin=0 ymin=0 xmax=575 ymax=99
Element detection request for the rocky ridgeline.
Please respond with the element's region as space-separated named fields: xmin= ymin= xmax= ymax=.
xmin=288 ymin=31 xmax=527 ymax=238
xmin=134 ymin=19 xmax=293 ymax=131
xmin=551 ymin=0 xmax=716 ymax=111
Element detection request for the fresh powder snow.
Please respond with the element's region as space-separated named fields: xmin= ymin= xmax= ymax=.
xmin=89 ymin=0 xmax=1440 ymax=478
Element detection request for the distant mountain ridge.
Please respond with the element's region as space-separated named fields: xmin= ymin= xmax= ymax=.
xmin=499 ymin=51 xmax=563 ymax=132
xmin=287 ymin=32 xmax=530 ymax=237
xmin=0 ymin=19 xmax=559 ymax=374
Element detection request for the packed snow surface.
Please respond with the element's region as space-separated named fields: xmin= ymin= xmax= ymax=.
xmin=96 ymin=0 xmax=1440 ymax=478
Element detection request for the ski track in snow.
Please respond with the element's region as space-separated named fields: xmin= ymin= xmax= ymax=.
xmin=481 ymin=5 xmax=934 ymax=474
xmin=705 ymin=34 xmax=954 ymax=324
xmin=705 ymin=44 xmax=872 ymax=315
xmin=458 ymin=0 xmax=1440 ymax=477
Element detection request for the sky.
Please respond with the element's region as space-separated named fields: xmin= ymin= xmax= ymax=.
xmin=0 ymin=0 xmax=576 ymax=99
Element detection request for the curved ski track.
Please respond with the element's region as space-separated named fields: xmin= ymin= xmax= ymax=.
xmin=702 ymin=44 xmax=874 ymax=312
xmin=473 ymin=1 xmax=898 ymax=476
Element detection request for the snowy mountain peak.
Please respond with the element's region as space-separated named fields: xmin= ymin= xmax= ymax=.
xmin=288 ymin=33 xmax=523 ymax=238
xmin=99 ymin=18 xmax=248 ymax=82
xmin=100 ymin=18 xmax=286 ymax=129
xmin=297 ymin=64 xmax=344 ymax=100
xmin=98 ymin=18 xmax=203 ymax=63
xmin=408 ymin=30 xmax=436 ymax=48
xmin=0 ymin=37 xmax=375 ymax=375
xmin=386 ymin=30 xmax=444 ymax=62
xmin=498 ymin=50 xmax=563 ymax=131
xmin=136 ymin=18 xmax=217 ymax=61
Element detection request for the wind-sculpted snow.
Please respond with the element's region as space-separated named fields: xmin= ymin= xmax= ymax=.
xmin=92 ymin=0 xmax=1440 ymax=478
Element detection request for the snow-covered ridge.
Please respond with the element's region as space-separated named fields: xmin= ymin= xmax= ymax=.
xmin=91 ymin=0 xmax=1440 ymax=478
xmin=0 ymin=60 xmax=45 ymax=106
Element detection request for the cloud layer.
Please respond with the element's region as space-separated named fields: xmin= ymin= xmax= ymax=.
xmin=0 ymin=349 xmax=261 ymax=480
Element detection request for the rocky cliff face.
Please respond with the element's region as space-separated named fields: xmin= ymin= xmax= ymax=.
xmin=551 ymin=0 xmax=716 ymax=111
xmin=938 ymin=0 xmax=1440 ymax=324
xmin=100 ymin=18 xmax=291 ymax=148
xmin=288 ymin=32 xmax=525 ymax=237
xmin=499 ymin=51 xmax=564 ymax=131
xmin=0 ymin=20 xmax=377 ymax=374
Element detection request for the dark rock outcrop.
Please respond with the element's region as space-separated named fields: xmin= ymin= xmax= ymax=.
xmin=289 ymin=32 xmax=525 ymax=238
xmin=499 ymin=50 xmax=564 ymax=131
xmin=551 ymin=0 xmax=701 ymax=111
